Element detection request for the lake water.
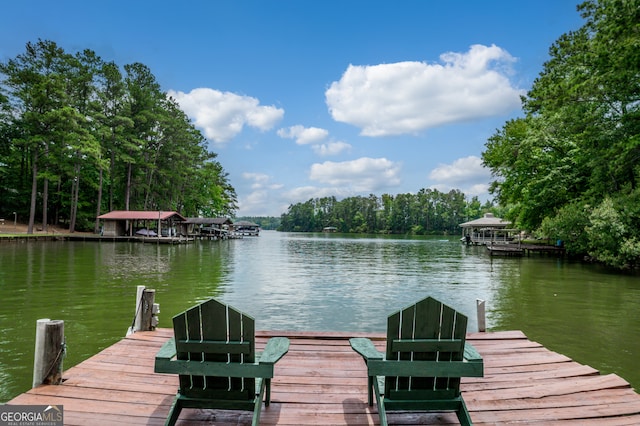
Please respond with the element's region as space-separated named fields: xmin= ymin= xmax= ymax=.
xmin=1 ymin=231 xmax=639 ymax=402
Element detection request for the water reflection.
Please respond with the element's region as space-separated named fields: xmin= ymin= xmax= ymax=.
xmin=490 ymin=257 xmax=640 ymax=387
xmin=101 ymin=243 xmax=172 ymax=280
xmin=222 ymin=233 xmax=487 ymax=332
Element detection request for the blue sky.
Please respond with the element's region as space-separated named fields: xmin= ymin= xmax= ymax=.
xmin=1 ymin=1 xmax=585 ymax=216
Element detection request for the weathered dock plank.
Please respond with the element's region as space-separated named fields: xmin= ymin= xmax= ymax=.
xmin=486 ymin=244 xmax=524 ymax=256
xmin=8 ymin=328 xmax=640 ymax=425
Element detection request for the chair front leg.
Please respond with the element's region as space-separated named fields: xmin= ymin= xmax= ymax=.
xmin=264 ymin=378 xmax=272 ymax=406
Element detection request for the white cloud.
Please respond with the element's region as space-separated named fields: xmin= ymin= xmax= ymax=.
xmin=168 ymin=88 xmax=284 ymax=143
xmin=428 ymin=156 xmax=491 ymax=198
xmin=242 ymin=172 xmax=271 ymax=189
xmin=238 ymin=173 xmax=285 ymax=216
xmin=325 ymin=44 xmax=524 ymax=137
xmin=241 ymin=189 xmax=269 ymax=207
xmin=277 ymin=124 xmax=350 ymax=157
xmin=465 ymin=183 xmax=491 ymax=197
xmin=283 ymin=186 xmax=353 ymax=203
xmin=309 ymin=157 xmax=401 ymax=192
xmin=429 ymin=156 xmax=490 ymax=183
xmin=312 ymin=141 xmax=351 ymax=156
xmin=277 ymin=125 xmax=329 ymax=145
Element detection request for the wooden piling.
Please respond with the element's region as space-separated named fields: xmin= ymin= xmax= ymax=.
xmin=32 ymin=318 xmax=64 ymax=387
xmin=130 ymin=286 xmax=157 ymax=334
xmin=140 ymin=288 xmax=156 ymax=331
xmin=132 ymin=285 xmax=145 ymax=333
xmin=152 ymin=302 xmax=160 ymax=329
xmin=477 ymin=299 xmax=486 ymax=332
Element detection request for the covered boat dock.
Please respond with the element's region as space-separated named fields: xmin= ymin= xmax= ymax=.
xmin=97 ymin=210 xmax=187 ymax=239
xmin=459 ymin=213 xmax=517 ymax=246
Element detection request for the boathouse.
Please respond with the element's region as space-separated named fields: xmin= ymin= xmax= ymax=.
xmin=459 ymin=213 xmax=514 ymax=245
xmin=183 ymin=217 xmax=233 ymax=237
xmin=97 ymin=210 xmax=187 ymax=237
xmin=234 ymin=220 xmax=260 ymax=236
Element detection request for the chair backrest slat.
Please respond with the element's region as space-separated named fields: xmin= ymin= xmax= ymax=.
xmin=173 ymin=311 xmax=191 ymax=391
xmin=385 ymin=305 xmax=400 ymax=392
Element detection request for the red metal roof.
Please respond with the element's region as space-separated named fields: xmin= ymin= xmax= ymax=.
xmin=97 ymin=211 xmax=186 ymax=221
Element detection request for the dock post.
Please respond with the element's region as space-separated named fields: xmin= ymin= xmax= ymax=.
xmin=32 ymin=319 xmax=65 ymax=387
xmin=132 ymin=285 xmax=145 ymax=333
xmin=128 ymin=286 xmax=157 ymax=335
xmin=152 ymin=303 xmax=160 ymax=328
xmin=140 ymin=288 xmax=156 ymax=331
xmin=477 ymin=299 xmax=486 ymax=332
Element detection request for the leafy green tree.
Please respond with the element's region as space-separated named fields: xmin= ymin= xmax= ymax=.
xmin=93 ymin=61 xmax=132 ymax=231
xmin=538 ymin=201 xmax=591 ymax=255
xmin=364 ymin=194 xmax=379 ymax=232
xmin=190 ymin=160 xmax=237 ymax=218
xmin=121 ymin=62 xmax=163 ymax=210
xmin=379 ymin=193 xmax=393 ymax=232
xmin=464 ymin=196 xmax=482 ymax=224
xmin=65 ymin=49 xmax=103 ymax=232
xmin=389 ymin=193 xmax=412 ymax=233
xmin=483 ymin=0 xmax=640 ymax=267
xmin=0 ymin=40 xmax=87 ymax=233
xmin=0 ymin=40 xmax=238 ymax=230
xmin=586 ymin=198 xmax=627 ymax=267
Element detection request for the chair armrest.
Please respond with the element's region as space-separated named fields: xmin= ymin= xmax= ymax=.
xmin=463 ymin=342 xmax=482 ymax=363
xmin=154 ymin=337 xmax=177 ymax=374
xmin=349 ymin=338 xmax=384 ymax=361
xmin=155 ymin=337 xmax=176 ymax=361
xmin=259 ymin=337 xmax=289 ymax=365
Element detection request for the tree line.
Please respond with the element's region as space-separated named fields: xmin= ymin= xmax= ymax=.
xmin=0 ymin=39 xmax=237 ymax=233
xmin=482 ymin=0 xmax=640 ymax=268
xmin=278 ymin=189 xmax=495 ymax=234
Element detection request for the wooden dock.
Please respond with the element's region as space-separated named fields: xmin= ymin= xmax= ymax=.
xmin=486 ymin=243 xmax=566 ymax=257
xmin=8 ymin=329 xmax=640 ymax=425
xmin=486 ymin=244 xmax=524 ymax=256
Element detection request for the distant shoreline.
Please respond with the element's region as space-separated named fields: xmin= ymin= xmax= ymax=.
xmin=0 ymin=222 xmax=93 ymax=237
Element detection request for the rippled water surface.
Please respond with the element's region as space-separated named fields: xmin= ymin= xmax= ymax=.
xmin=1 ymin=231 xmax=638 ymax=401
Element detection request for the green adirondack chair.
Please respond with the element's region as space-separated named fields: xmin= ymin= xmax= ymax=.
xmin=349 ymin=296 xmax=483 ymax=426
xmin=154 ymin=298 xmax=289 ymax=426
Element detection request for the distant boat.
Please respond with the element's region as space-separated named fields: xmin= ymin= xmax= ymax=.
xmin=135 ymin=228 xmax=157 ymax=236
